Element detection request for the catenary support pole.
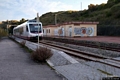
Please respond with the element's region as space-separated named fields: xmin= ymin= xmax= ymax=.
xmin=37 ymin=13 xmax=40 ymax=48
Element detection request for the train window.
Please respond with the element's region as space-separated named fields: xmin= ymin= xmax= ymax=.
xmin=29 ymin=24 xmax=41 ymax=33
xmin=26 ymin=25 xmax=28 ymax=32
xmin=19 ymin=27 xmax=23 ymax=34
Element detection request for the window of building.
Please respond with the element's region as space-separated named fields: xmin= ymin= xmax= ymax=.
xmin=49 ymin=29 xmax=50 ymax=33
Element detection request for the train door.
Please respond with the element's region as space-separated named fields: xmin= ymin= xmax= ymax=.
xmin=23 ymin=24 xmax=28 ymax=37
xmin=69 ymin=26 xmax=72 ymax=37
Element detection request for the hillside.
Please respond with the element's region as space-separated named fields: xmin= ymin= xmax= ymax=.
xmin=39 ymin=0 xmax=120 ymax=36
xmin=40 ymin=0 xmax=120 ymax=26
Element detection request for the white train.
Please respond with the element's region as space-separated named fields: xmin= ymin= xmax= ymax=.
xmin=13 ymin=20 xmax=43 ymax=41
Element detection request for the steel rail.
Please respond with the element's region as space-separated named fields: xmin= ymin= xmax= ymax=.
xmin=39 ymin=41 xmax=120 ymax=69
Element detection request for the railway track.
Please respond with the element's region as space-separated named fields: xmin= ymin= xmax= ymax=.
xmin=81 ymin=44 xmax=120 ymax=52
xmin=43 ymin=39 xmax=120 ymax=52
xmin=39 ymin=41 xmax=106 ymax=60
xmin=39 ymin=41 xmax=120 ymax=69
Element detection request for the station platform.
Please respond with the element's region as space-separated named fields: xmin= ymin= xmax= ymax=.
xmin=0 ymin=37 xmax=63 ymax=80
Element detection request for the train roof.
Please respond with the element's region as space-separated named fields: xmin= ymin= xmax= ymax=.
xmin=13 ymin=20 xmax=42 ymax=30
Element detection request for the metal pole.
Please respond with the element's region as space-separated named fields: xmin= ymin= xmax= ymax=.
xmin=37 ymin=13 xmax=39 ymax=48
xmin=7 ymin=20 xmax=9 ymax=36
xmin=81 ymin=2 xmax=82 ymax=11
xmin=55 ymin=11 xmax=65 ymax=25
xmin=55 ymin=14 xmax=57 ymax=25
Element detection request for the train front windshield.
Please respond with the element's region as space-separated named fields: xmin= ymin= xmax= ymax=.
xmin=29 ymin=24 xmax=42 ymax=33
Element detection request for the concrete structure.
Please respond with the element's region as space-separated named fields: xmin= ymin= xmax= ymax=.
xmin=43 ymin=21 xmax=99 ymax=37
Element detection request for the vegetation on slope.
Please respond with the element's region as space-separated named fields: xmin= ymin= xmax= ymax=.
xmin=0 ymin=28 xmax=8 ymax=38
xmin=40 ymin=0 xmax=120 ymax=26
xmin=40 ymin=0 xmax=120 ymax=36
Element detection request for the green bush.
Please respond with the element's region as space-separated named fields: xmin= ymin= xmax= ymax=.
xmin=110 ymin=3 xmax=120 ymax=18
xmin=0 ymin=28 xmax=8 ymax=38
xmin=31 ymin=47 xmax=53 ymax=62
xmin=20 ymin=41 xmax=26 ymax=47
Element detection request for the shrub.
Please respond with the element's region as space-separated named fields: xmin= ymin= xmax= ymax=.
xmin=20 ymin=41 xmax=26 ymax=47
xmin=31 ymin=47 xmax=53 ymax=62
xmin=0 ymin=28 xmax=7 ymax=37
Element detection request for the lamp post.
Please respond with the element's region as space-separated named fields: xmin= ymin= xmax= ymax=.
xmin=81 ymin=2 xmax=82 ymax=11
xmin=54 ymin=11 xmax=66 ymax=25
xmin=7 ymin=20 xmax=9 ymax=36
xmin=55 ymin=14 xmax=57 ymax=25
xmin=37 ymin=13 xmax=40 ymax=48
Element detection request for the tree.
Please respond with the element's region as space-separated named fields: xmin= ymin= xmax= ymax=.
xmin=0 ymin=28 xmax=7 ymax=38
xmin=8 ymin=25 xmax=16 ymax=34
xmin=114 ymin=0 xmax=120 ymax=3
xmin=19 ymin=18 xmax=26 ymax=24
xmin=88 ymin=4 xmax=96 ymax=11
xmin=106 ymin=0 xmax=120 ymax=8
xmin=10 ymin=20 xmax=19 ymax=25
xmin=98 ymin=3 xmax=106 ymax=10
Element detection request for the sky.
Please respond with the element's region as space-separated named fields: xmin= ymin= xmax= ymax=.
xmin=0 ymin=0 xmax=108 ymax=21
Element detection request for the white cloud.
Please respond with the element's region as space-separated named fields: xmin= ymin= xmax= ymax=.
xmin=0 ymin=0 xmax=73 ymax=21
